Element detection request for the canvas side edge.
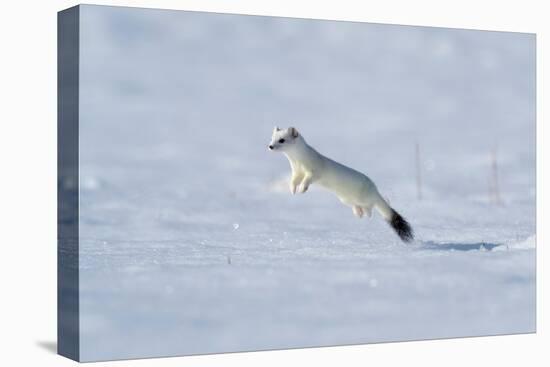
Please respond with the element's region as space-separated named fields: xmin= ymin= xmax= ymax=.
xmin=57 ymin=5 xmax=80 ymax=362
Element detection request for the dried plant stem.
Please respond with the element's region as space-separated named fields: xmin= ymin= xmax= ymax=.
xmin=415 ymin=142 xmax=422 ymax=200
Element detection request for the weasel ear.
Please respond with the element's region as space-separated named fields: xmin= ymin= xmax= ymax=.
xmin=273 ymin=126 xmax=281 ymax=133
xmin=289 ymin=127 xmax=299 ymax=138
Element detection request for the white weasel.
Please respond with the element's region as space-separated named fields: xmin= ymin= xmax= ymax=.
xmin=268 ymin=126 xmax=413 ymax=242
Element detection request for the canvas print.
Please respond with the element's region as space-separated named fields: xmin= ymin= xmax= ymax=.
xmin=58 ymin=4 xmax=536 ymax=362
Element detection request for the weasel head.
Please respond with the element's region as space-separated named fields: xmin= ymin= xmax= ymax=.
xmin=268 ymin=126 xmax=302 ymax=152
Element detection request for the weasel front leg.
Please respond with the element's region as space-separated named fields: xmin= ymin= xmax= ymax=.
xmin=290 ymin=170 xmax=304 ymax=195
xmin=298 ymin=171 xmax=313 ymax=193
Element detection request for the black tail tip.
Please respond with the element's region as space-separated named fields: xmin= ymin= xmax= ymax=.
xmin=389 ymin=209 xmax=414 ymax=243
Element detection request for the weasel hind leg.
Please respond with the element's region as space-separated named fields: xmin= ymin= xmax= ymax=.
xmin=363 ymin=205 xmax=373 ymax=218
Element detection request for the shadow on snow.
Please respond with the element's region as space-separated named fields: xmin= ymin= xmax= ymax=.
xmin=420 ymin=241 xmax=502 ymax=252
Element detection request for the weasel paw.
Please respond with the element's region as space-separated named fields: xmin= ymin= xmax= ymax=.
xmin=290 ymin=184 xmax=297 ymax=195
xmin=298 ymin=183 xmax=309 ymax=193
xmin=352 ymin=206 xmax=364 ymax=218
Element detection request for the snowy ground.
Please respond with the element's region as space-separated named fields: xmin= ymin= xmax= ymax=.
xmin=76 ymin=5 xmax=535 ymax=361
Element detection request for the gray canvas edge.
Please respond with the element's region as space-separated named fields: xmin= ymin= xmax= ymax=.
xmin=57 ymin=5 xmax=80 ymax=362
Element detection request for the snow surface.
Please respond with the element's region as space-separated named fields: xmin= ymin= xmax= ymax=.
xmin=76 ymin=5 xmax=535 ymax=361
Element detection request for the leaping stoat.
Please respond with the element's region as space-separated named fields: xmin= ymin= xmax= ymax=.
xmin=268 ymin=126 xmax=413 ymax=242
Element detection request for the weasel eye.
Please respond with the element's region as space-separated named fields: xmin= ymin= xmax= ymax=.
xmin=278 ymin=139 xmax=285 ymax=144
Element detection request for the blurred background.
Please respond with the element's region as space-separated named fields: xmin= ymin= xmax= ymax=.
xmin=76 ymin=5 xmax=535 ymax=361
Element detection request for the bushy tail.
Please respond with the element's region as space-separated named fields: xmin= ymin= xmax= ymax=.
xmin=375 ymin=196 xmax=414 ymax=243
xmin=388 ymin=209 xmax=414 ymax=242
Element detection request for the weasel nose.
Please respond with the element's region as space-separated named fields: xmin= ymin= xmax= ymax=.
xmin=268 ymin=145 xmax=274 ymax=150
